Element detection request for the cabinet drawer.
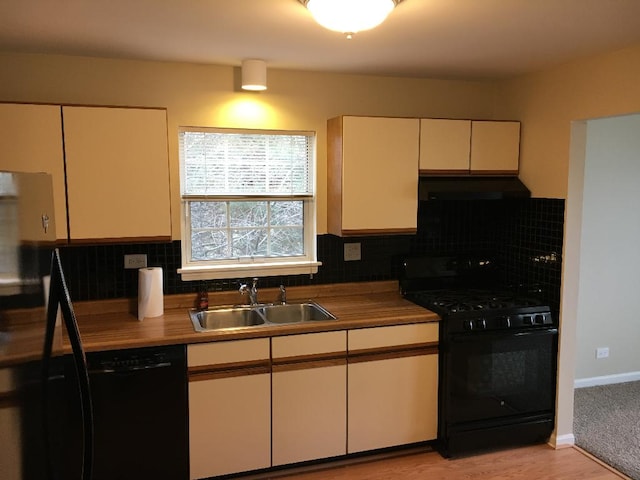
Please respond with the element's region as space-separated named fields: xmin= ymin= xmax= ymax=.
xmin=187 ymin=338 xmax=269 ymax=367
xmin=348 ymin=323 xmax=438 ymax=351
xmin=272 ymin=331 xmax=346 ymax=359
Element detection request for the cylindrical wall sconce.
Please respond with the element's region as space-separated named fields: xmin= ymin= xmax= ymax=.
xmin=241 ymin=59 xmax=267 ymax=91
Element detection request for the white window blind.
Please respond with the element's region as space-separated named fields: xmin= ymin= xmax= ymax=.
xmin=180 ymin=129 xmax=313 ymax=197
xmin=178 ymin=127 xmax=320 ymax=280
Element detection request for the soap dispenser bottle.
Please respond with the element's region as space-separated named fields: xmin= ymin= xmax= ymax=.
xmin=198 ymin=282 xmax=209 ymax=310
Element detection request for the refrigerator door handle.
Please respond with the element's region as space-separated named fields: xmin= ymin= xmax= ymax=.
xmin=43 ymin=248 xmax=94 ymax=480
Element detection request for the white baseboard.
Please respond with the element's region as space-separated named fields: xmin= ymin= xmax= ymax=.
xmin=549 ymin=433 xmax=575 ymax=448
xmin=574 ymin=371 xmax=640 ymax=388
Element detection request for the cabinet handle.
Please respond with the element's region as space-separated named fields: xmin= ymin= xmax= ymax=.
xmin=88 ymin=362 xmax=172 ymax=375
xmin=348 ymin=343 xmax=438 ymax=364
xmin=188 ymin=359 xmax=271 ymax=382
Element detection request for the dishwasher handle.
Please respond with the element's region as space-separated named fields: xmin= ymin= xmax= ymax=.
xmin=89 ymin=361 xmax=173 ymax=375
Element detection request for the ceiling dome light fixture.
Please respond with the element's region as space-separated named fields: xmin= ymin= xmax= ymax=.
xmin=299 ymin=0 xmax=403 ymax=38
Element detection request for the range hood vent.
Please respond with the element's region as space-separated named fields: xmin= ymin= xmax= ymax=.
xmin=419 ymin=176 xmax=531 ymax=201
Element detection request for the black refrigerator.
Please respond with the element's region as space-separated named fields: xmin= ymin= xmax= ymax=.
xmin=0 ymin=171 xmax=93 ymax=480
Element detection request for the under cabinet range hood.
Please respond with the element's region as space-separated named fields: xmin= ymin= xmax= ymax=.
xmin=418 ymin=176 xmax=531 ymax=201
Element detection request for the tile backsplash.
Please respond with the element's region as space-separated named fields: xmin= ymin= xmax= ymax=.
xmin=59 ymin=198 xmax=564 ymax=314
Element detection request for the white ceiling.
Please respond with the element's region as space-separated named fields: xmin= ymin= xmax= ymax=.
xmin=1 ymin=0 xmax=640 ymax=80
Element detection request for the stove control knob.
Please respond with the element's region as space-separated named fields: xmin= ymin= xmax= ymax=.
xmin=475 ymin=318 xmax=487 ymax=329
xmin=500 ymin=316 xmax=512 ymax=328
xmin=523 ymin=315 xmax=534 ymax=326
xmin=463 ymin=320 xmax=474 ymax=331
xmin=535 ymin=314 xmax=546 ymax=325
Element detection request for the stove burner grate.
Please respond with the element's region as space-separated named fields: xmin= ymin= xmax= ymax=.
xmin=408 ymin=289 xmax=543 ymax=316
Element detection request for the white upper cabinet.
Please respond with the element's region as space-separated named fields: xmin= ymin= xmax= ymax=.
xmin=419 ymin=119 xmax=520 ymax=175
xmin=62 ymin=106 xmax=171 ymax=242
xmin=0 ymin=103 xmax=172 ymax=243
xmin=419 ymin=119 xmax=471 ymax=174
xmin=469 ymin=121 xmax=520 ymax=174
xmin=327 ymin=115 xmax=419 ymax=237
xmin=0 ymin=103 xmax=67 ymax=240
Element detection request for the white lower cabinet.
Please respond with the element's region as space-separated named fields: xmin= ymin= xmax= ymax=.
xmin=187 ymin=339 xmax=271 ymax=480
xmin=186 ymin=324 xmax=439 ymax=477
xmin=272 ymin=331 xmax=347 ymax=465
xmin=347 ymin=324 xmax=439 ymax=454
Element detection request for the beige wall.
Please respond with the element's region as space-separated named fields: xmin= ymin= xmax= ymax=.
xmin=0 ymin=52 xmax=498 ymax=238
xmin=495 ymin=44 xmax=640 ymax=199
xmin=496 ymin=43 xmax=640 ymax=446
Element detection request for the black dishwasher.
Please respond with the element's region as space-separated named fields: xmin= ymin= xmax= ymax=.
xmin=64 ymin=345 xmax=189 ymax=480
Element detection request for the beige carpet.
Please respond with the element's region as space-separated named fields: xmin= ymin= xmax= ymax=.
xmin=574 ymin=381 xmax=640 ymax=480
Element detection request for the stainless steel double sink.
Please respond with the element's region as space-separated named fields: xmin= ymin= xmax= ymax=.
xmin=189 ymin=302 xmax=337 ymax=332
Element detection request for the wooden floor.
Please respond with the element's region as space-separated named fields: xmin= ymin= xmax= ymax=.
xmin=251 ymin=445 xmax=626 ymax=480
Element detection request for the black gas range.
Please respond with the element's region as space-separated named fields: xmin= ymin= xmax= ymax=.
xmin=403 ymin=288 xmax=554 ymax=334
xmin=400 ymin=256 xmax=558 ymax=457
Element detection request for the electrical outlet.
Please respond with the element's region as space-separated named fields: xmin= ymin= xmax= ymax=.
xmin=124 ymin=254 xmax=148 ymax=269
xmin=596 ymin=347 xmax=609 ymax=359
xmin=344 ymin=243 xmax=361 ymax=261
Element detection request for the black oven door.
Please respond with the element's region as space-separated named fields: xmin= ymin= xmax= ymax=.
xmin=444 ymin=328 xmax=558 ymax=425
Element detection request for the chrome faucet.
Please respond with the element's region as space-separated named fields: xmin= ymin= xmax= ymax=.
xmin=239 ymin=277 xmax=259 ymax=306
xmin=278 ymin=284 xmax=287 ymax=304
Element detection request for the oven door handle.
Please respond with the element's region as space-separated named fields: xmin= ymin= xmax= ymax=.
xmin=450 ymin=328 xmax=558 ymax=343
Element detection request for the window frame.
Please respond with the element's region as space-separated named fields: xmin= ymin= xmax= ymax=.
xmin=177 ymin=126 xmax=320 ymax=281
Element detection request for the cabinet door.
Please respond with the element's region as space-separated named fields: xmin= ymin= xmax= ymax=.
xmin=347 ymin=323 xmax=439 ymax=453
xmin=272 ymin=332 xmax=347 ymax=466
xmin=470 ymin=121 xmax=520 ymax=174
xmin=272 ymin=365 xmax=346 ymax=465
xmin=62 ymin=106 xmax=171 ymax=242
xmin=188 ymin=339 xmax=271 ymax=479
xmin=348 ymin=353 xmax=438 ymax=453
xmin=189 ymin=374 xmax=271 ymax=479
xmin=0 ymin=103 xmax=67 ymax=240
xmin=419 ymin=119 xmax=471 ymax=174
xmin=328 ymin=116 xmax=419 ymax=236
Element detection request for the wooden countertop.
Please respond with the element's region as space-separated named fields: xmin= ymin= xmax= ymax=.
xmin=0 ymin=309 xmax=65 ymax=367
xmin=68 ymin=281 xmax=440 ymax=353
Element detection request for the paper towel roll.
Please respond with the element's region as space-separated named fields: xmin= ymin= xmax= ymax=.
xmin=138 ymin=267 xmax=164 ymax=321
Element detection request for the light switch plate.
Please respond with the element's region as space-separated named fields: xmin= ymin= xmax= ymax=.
xmin=344 ymin=243 xmax=361 ymax=261
xmin=124 ymin=254 xmax=148 ymax=269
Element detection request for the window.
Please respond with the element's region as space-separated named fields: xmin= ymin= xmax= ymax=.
xmin=0 ymin=173 xmax=19 ymax=295
xmin=177 ymin=127 xmax=320 ymax=280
